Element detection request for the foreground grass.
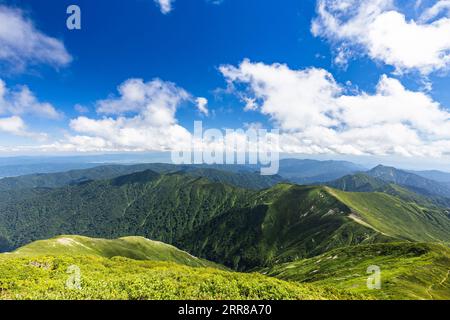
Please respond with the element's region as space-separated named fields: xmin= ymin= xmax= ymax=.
xmin=0 ymin=255 xmax=366 ymax=300
xmin=262 ymin=242 xmax=450 ymax=300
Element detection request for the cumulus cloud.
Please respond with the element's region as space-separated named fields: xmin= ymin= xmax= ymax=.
xmin=96 ymin=78 xmax=189 ymax=125
xmin=154 ymin=0 xmax=174 ymax=14
xmin=311 ymin=0 xmax=450 ymax=75
xmin=196 ymin=97 xmax=209 ymax=116
xmin=0 ymin=116 xmax=27 ymax=135
xmin=65 ymin=78 xmax=192 ymax=152
xmin=0 ymin=5 xmax=72 ymax=71
xmin=0 ymin=116 xmax=47 ymax=140
xmin=220 ymin=60 xmax=450 ymax=157
xmin=0 ymin=79 xmax=61 ymax=119
xmin=220 ymin=60 xmax=341 ymax=131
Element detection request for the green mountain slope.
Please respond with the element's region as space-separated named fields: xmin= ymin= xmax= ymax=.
xmin=327 ymin=173 xmax=389 ymax=192
xmin=328 ymin=188 xmax=450 ymax=242
xmin=185 ymin=168 xmax=285 ymax=190
xmin=9 ymin=235 xmax=219 ymax=268
xmin=0 ymin=170 xmax=250 ymax=250
xmin=262 ymin=242 xmax=450 ymax=300
xmin=180 ymin=184 xmax=450 ymax=271
xmin=2 ymin=169 xmax=450 ymax=276
xmin=179 ymin=184 xmax=391 ymax=270
xmin=0 ymin=236 xmax=364 ymax=300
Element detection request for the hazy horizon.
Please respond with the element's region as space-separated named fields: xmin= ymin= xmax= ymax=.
xmin=0 ymin=152 xmax=449 ymax=173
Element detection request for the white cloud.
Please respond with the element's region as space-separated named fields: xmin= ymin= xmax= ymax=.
xmin=243 ymin=97 xmax=258 ymax=111
xmin=220 ymin=59 xmax=341 ymax=131
xmin=420 ymin=0 xmax=450 ymax=22
xmin=312 ymin=0 xmax=450 ymax=75
xmin=196 ymin=97 xmax=209 ymax=116
xmin=0 ymin=116 xmax=47 ymax=140
xmin=65 ymin=78 xmax=192 ymax=152
xmin=154 ymin=0 xmax=174 ymax=14
xmin=0 ymin=5 xmax=72 ymax=71
xmin=0 ymin=116 xmax=27 ymax=135
xmin=220 ymin=60 xmax=450 ymax=157
xmin=0 ymin=79 xmax=61 ymax=119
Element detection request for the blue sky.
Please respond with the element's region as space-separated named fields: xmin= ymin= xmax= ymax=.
xmin=1 ymin=0 xmax=450 ymax=169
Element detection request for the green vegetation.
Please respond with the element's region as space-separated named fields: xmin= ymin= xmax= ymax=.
xmin=262 ymin=242 xmax=450 ymax=300
xmin=328 ymin=188 xmax=450 ymax=242
xmin=179 ymin=184 xmax=391 ymax=270
xmin=180 ymin=184 xmax=450 ymax=271
xmin=184 ymin=168 xmax=284 ymax=190
xmin=1 ymin=167 xmax=450 ymax=300
xmin=0 ymin=170 xmax=251 ymax=249
xmin=0 ymin=236 xmax=364 ymax=300
xmin=327 ymin=173 xmax=389 ymax=192
xmin=11 ymin=235 xmax=221 ymax=268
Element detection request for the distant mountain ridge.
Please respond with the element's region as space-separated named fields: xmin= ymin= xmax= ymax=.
xmin=0 ymin=163 xmax=101 ymax=179
xmin=277 ymin=159 xmax=366 ymax=184
xmin=0 ymin=158 xmax=367 ymax=191
xmin=326 ymin=172 xmax=450 ymax=209
xmin=408 ymin=169 xmax=450 ymax=184
xmin=0 ymin=163 xmax=283 ymax=191
xmin=366 ymin=165 xmax=450 ymax=198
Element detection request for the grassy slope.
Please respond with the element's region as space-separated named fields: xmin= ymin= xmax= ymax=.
xmin=0 ymin=236 xmax=365 ymax=300
xmin=327 ymin=188 xmax=450 ymax=242
xmin=262 ymin=242 xmax=450 ymax=300
xmin=9 ymin=235 xmax=220 ymax=269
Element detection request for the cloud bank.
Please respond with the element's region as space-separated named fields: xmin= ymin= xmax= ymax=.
xmin=220 ymin=60 xmax=450 ymax=157
xmin=58 ymin=78 xmax=192 ymax=152
xmin=311 ymin=0 xmax=450 ymax=75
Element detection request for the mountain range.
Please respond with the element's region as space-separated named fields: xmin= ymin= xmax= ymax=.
xmin=0 ymin=159 xmax=449 ymax=300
